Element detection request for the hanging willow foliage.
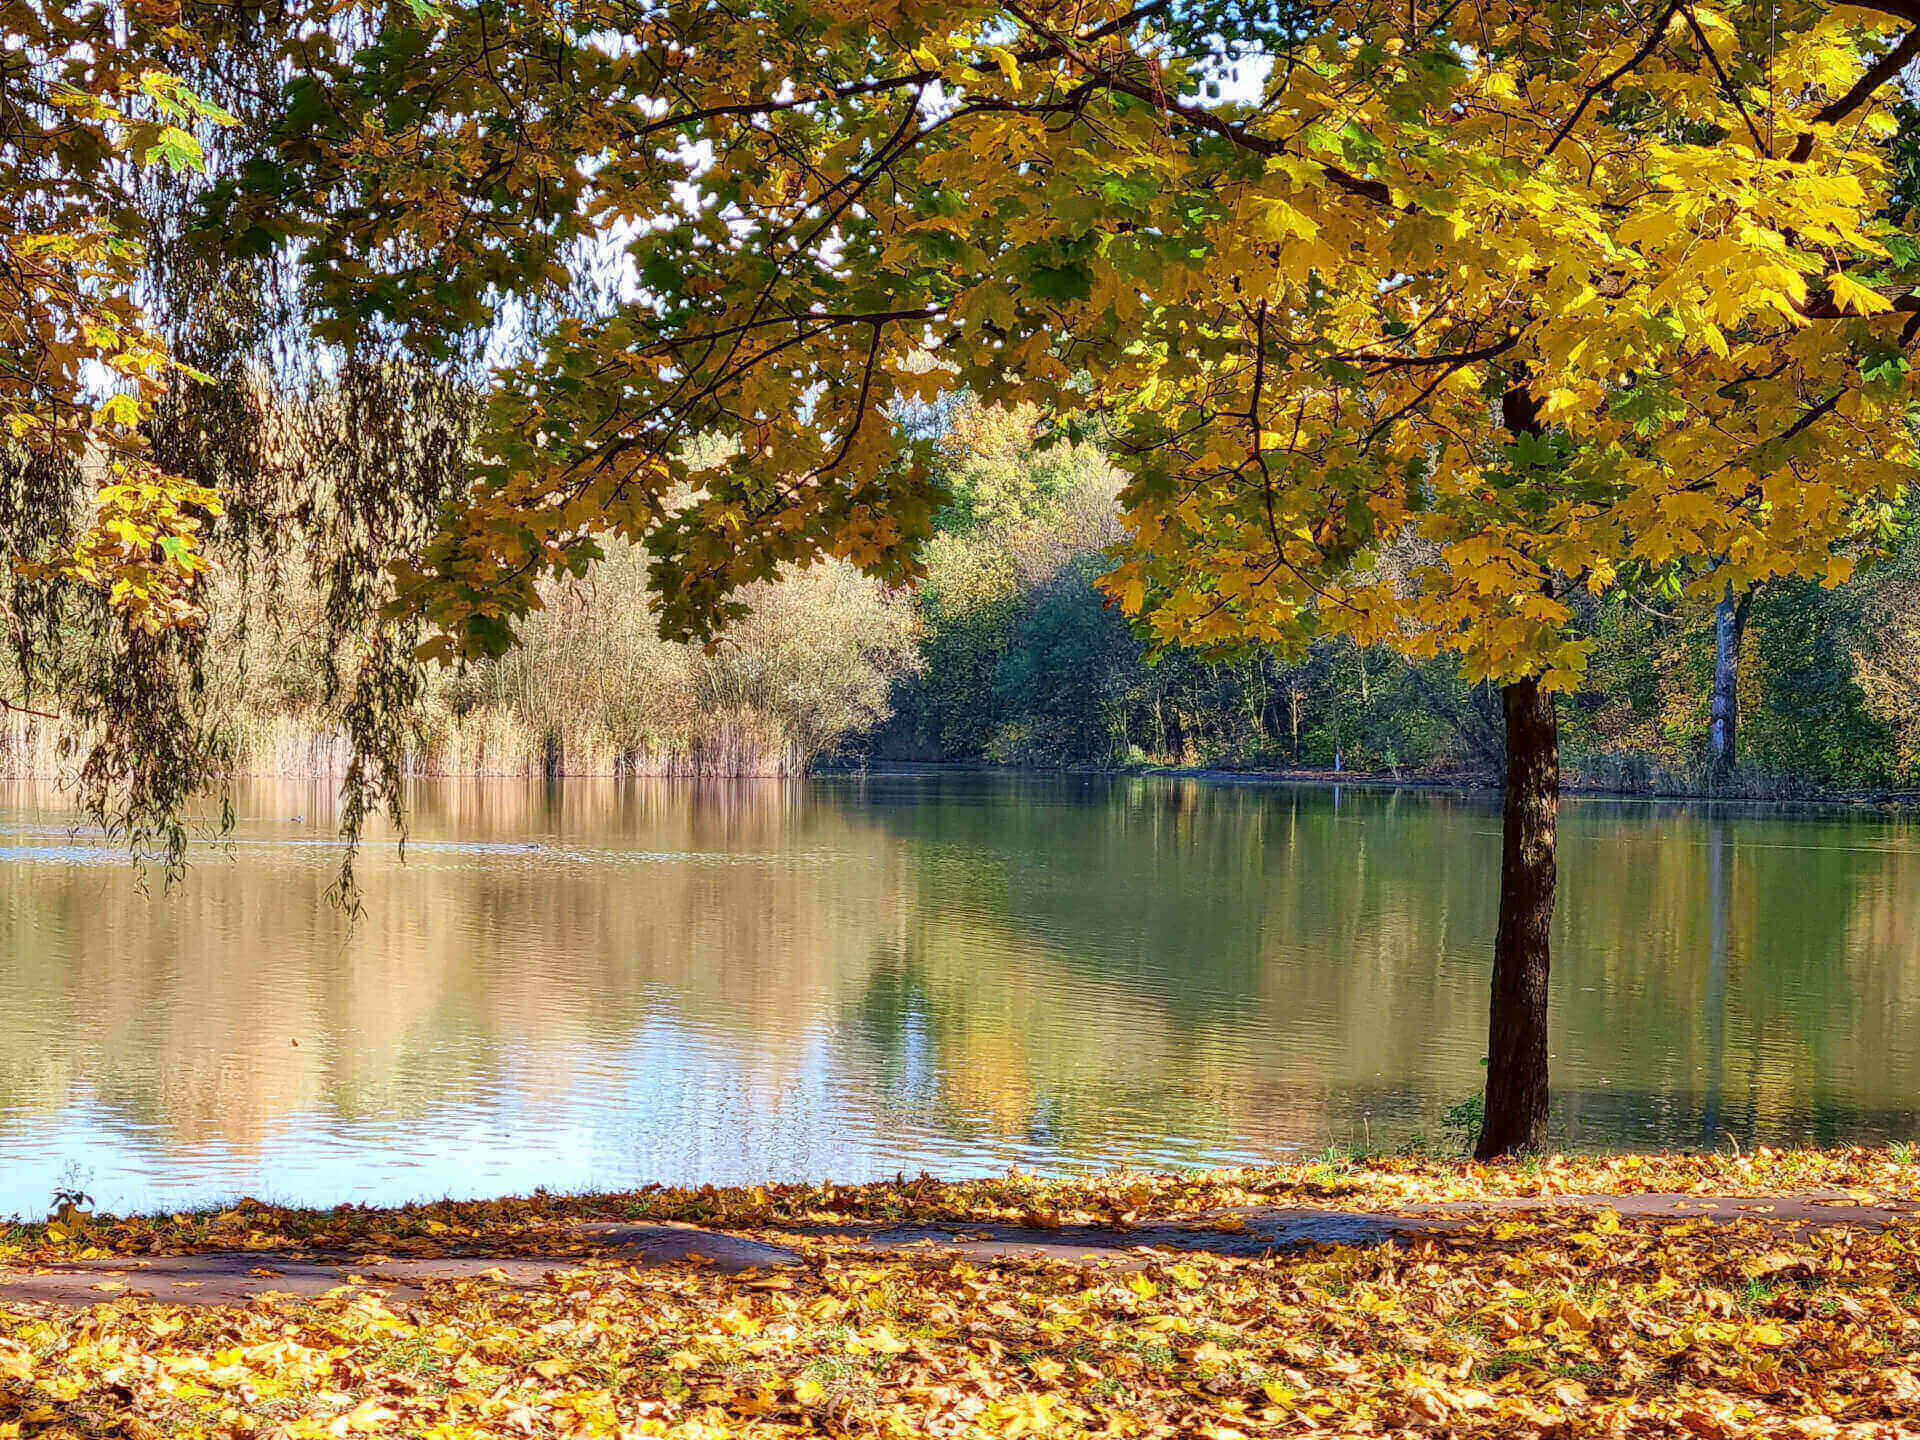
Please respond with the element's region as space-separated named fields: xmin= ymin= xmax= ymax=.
xmin=1 ymin=3 xmax=501 ymax=892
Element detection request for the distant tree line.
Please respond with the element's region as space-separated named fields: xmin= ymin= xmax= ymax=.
xmin=860 ymin=402 xmax=1920 ymax=796
xmin=7 ymin=394 xmax=1916 ymax=794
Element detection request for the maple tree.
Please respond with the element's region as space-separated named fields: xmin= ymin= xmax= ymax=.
xmin=7 ymin=0 xmax=1920 ymax=1150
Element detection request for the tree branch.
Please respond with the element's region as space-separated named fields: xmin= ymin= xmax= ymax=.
xmin=1544 ymin=2 xmax=1682 ymax=156
xmin=808 ymin=319 xmax=887 ymax=480
xmin=1790 ymin=25 xmax=1920 ymax=161
xmin=1344 ymin=331 xmax=1522 ymax=370
xmin=1003 ymin=0 xmax=1399 ymax=207
xmin=1679 ymin=3 xmax=1771 ymax=155
xmin=1 ymin=696 xmax=59 ymax=722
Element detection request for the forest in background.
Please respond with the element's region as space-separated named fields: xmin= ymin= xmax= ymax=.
xmin=870 ymin=401 xmax=1920 ymax=795
xmin=6 ymin=396 xmax=1920 ymax=791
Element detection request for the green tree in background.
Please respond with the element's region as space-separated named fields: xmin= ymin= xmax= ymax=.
xmin=1746 ymin=583 xmax=1902 ymax=788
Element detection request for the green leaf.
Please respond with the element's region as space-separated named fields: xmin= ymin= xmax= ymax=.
xmin=1028 ymin=263 xmax=1092 ymax=304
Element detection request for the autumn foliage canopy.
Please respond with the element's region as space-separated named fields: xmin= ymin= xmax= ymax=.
xmin=6 ymin=0 xmax=1918 ymax=692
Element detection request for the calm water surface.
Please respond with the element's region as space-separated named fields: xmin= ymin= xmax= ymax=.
xmin=1 ymin=774 xmax=1916 ymax=1215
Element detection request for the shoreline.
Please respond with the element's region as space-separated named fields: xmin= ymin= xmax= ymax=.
xmin=10 ymin=758 xmax=1920 ymax=814
xmin=7 ymin=1145 xmax=1914 ymax=1242
xmin=824 ymin=758 xmax=1920 ymax=812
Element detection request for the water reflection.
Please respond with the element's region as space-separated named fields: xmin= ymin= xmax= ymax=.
xmin=0 ymin=776 xmax=1915 ymax=1215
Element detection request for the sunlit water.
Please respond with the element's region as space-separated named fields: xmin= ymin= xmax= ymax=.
xmin=2 ymin=773 xmax=1917 ymax=1216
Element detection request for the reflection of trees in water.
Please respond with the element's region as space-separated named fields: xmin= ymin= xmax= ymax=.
xmin=1553 ymin=802 xmax=1920 ymax=1147
xmin=0 ymin=779 xmax=916 ymax=1153
xmin=858 ymin=783 xmax=1920 ymax=1152
xmin=842 ymin=781 xmax=1505 ymax=1155
xmin=1703 ymin=816 xmax=1730 ymax=1149
xmin=2 ymin=777 xmax=1919 ymax=1180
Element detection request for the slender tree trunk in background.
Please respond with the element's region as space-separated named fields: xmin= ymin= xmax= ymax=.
xmin=1331 ymin=666 xmax=1344 ymax=772
xmin=1476 ymin=675 xmax=1559 ymax=1158
xmin=1708 ymin=585 xmax=1753 ymax=777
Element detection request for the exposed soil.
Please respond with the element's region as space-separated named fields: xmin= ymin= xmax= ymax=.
xmin=3 ymin=1191 xmax=1910 ymax=1309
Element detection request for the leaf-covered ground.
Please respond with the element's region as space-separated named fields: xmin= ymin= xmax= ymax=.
xmin=3 ymin=1149 xmax=1919 ymax=1439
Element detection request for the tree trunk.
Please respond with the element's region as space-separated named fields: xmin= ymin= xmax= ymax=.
xmin=1708 ymin=585 xmax=1753 ymax=777
xmin=1331 ymin=666 xmax=1344 ymax=772
xmin=1476 ymin=675 xmax=1559 ymax=1158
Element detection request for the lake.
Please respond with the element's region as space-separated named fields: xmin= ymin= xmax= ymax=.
xmin=1 ymin=773 xmax=1915 ymax=1216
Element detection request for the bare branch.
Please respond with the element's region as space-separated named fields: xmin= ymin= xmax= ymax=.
xmin=1 ymin=696 xmax=59 ymax=722
xmin=1544 ymin=2 xmax=1682 ymax=157
xmin=1790 ymin=25 xmax=1920 ymax=160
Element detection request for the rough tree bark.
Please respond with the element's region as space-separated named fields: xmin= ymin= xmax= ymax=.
xmin=1476 ymin=674 xmax=1559 ymax=1158
xmin=1708 ymin=585 xmax=1754 ymax=778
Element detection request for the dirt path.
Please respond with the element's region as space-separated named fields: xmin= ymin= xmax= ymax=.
xmin=2 ymin=1192 xmax=1910 ymax=1308
xmin=810 ymin=1190 xmax=1914 ymax=1265
xmin=0 ymin=1223 xmax=800 ymax=1306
